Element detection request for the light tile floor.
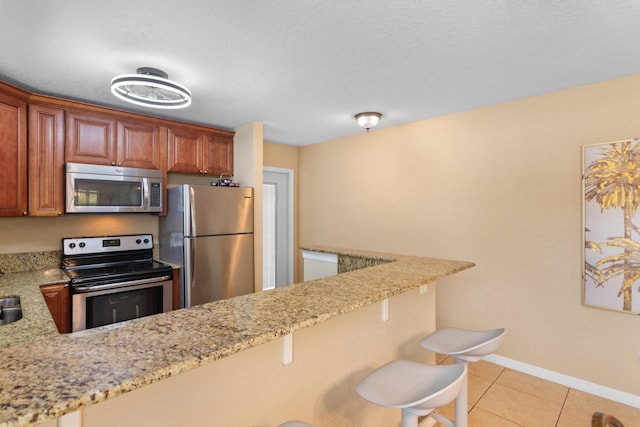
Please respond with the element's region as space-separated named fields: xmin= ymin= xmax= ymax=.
xmin=433 ymin=355 xmax=640 ymax=427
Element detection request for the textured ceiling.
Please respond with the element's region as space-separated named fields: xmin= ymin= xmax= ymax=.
xmin=1 ymin=1 xmax=640 ymax=146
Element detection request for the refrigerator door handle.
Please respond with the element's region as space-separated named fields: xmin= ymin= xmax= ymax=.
xmin=187 ymin=185 xmax=196 ymax=236
xmin=184 ymin=239 xmax=194 ymax=308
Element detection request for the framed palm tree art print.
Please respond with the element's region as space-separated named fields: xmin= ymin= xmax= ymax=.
xmin=583 ymin=139 xmax=640 ymax=314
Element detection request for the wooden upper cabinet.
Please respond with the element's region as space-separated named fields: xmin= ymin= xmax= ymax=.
xmin=167 ymin=126 xmax=202 ymax=174
xmin=203 ymin=132 xmax=233 ymax=177
xmin=167 ymin=125 xmax=233 ymax=176
xmin=117 ymin=119 xmax=166 ymax=170
xmin=0 ymin=83 xmax=29 ymax=217
xmin=28 ymin=104 xmax=65 ymax=216
xmin=65 ymin=110 xmax=166 ymax=170
xmin=65 ymin=110 xmax=117 ymax=166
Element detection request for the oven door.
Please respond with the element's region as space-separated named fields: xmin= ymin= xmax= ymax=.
xmin=72 ymin=278 xmax=172 ymax=332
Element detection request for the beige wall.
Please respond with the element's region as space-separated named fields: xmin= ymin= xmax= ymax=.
xmin=264 ymin=141 xmax=301 ymax=283
xmin=298 ymin=74 xmax=640 ymax=396
xmin=0 ymin=215 xmax=158 ymax=254
xmin=81 ymin=286 xmax=436 ymax=427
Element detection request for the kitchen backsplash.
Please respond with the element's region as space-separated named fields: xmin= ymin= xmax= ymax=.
xmin=0 ymin=246 xmax=161 ymax=274
xmin=0 ymin=250 xmax=62 ymax=274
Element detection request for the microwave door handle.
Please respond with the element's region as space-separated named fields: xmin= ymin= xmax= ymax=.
xmin=142 ymin=178 xmax=150 ymax=210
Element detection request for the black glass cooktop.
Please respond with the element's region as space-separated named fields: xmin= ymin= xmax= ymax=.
xmin=64 ymin=260 xmax=172 ymax=286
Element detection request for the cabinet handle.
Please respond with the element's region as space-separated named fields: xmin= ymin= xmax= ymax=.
xmin=57 ymin=211 xmax=63 ymax=216
xmin=22 ymin=212 xmax=28 ymax=216
xmin=111 ymin=162 xmax=116 ymax=166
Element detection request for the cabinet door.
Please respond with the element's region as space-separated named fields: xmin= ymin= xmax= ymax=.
xmin=172 ymin=268 xmax=180 ymax=310
xmin=40 ymin=283 xmax=71 ymax=334
xmin=0 ymin=90 xmax=27 ymax=217
xmin=65 ymin=110 xmax=117 ymax=165
xmin=203 ymin=133 xmax=233 ymax=177
xmin=28 ymin=104 xmax=65 ymax=216
xmin=167 ymin=126 xmax=203 ymax=174
xmin=117 ymin=119 xmax=165 ymax=169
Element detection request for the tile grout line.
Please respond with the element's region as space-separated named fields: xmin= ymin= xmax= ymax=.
xmin=554 ymin=386 xmax=572 ymax=427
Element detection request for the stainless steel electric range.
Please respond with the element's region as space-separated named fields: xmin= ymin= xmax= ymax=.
xmin=62 ymin=234 xmax=173 ymax=332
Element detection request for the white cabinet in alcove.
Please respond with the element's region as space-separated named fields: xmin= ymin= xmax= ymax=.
xmin=302 ymin=250 xmax=338 ymax=281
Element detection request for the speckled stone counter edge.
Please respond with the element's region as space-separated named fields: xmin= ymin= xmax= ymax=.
xmin=0 ymin=250 xmax=61 ymax=274
xmin=0 ymin=269 xmax=66 ymax=348
xmin=0 ymin=247 xmax=474 ymax=427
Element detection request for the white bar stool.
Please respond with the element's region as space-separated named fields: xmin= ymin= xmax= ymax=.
xmin=420 ymin=327 xmax=506 ymax=427
xmin=278 ymin=421 xmax=315 ymax=427
xmin=356 ymin=360 xmax=467 ymax=427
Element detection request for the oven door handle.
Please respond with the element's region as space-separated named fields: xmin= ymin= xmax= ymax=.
xmin=73 ymin=275 xmax=173 ymax=293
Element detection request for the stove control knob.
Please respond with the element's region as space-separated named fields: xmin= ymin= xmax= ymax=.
xmin=68 ymin=243 xmax=76 ymax=249
xmin=136 ymin=239 xmax=142 ymax=244
xmin=143 ymin=238 xmax=149 ymax=244
xmin=79 ymin=242 xmax=86 ymax=248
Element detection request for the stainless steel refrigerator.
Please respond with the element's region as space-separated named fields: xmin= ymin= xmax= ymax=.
xmin=159 ymin=185 xmax=254 ymax=308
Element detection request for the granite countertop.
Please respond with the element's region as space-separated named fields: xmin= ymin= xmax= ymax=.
xmin=0 ymin=269 xmax=68 ymax=348
xmin=0 ymin=248 xmax=474 ymax=427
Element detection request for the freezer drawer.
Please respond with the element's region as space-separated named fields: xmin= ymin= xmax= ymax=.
xmin=184 ymin=234 xmax=254 ymax=307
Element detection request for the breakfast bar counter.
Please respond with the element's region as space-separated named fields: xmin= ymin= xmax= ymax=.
xmin=0 ymin=247 xmax=474 ymax=427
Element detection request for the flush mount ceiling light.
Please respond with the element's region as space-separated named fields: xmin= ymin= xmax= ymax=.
xmin=110 ymin=67 xmax=192 ymax=109
xmin=355 ymin=112 xmax=382 ymax=132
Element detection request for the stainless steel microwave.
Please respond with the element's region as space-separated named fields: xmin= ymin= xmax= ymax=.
xmin=66 ymin=162 xmax=163 ymax=213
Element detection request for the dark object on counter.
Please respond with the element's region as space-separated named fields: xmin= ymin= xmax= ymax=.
xmin=210 ymin=173 xmax=239 ymax=187
xmin=0 ymin=296 xmax=22 ymax=325
xmin=592 ymin=412 xmax=625 ymax=427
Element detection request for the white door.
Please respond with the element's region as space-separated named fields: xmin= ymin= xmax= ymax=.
xmin=263 ymin=167 xmax=294 ymax=290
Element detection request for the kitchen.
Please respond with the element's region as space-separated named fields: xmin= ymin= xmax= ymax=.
xmin=3 ymin=1 xmax=640 ymax=426
xmin=4 ymin=75 xmax=640 ymax=425
xmin=0 ymin=76 xmax=479 ymax=426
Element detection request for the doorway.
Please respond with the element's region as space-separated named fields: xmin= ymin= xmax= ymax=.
xmin=263 ymin=167 xmax=294 ymax=290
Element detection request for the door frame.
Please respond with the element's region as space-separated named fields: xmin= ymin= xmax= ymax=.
xmin=263 ymin=166 xmax=294 ymax=288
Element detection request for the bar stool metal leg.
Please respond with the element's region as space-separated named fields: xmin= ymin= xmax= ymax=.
xmin=455 ymin=358 xmax=468 ymax=427
xmin=420 ymin=327 xmax=505 ymax=427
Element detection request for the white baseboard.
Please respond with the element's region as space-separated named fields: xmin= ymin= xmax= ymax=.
xmin=484 ymin=354 xmax=640 ymax=409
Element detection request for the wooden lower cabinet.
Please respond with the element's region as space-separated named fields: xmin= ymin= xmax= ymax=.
xmin=40 ymin=283 xmax=71 ymax=333
xmin=172 ymin=268 xmax=180 ymax=310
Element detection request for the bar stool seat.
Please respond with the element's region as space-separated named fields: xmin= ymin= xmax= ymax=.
xmin=357 ymin=360 xmax=467 ymax=427
xmin=420 ymin=327 xmax=505 ymax=362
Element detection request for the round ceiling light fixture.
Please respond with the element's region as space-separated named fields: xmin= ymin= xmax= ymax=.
xmin=355 ymin=112 xmax=382 ymax=132
xmin=110 ymin=67 xmax=192 ymax=109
